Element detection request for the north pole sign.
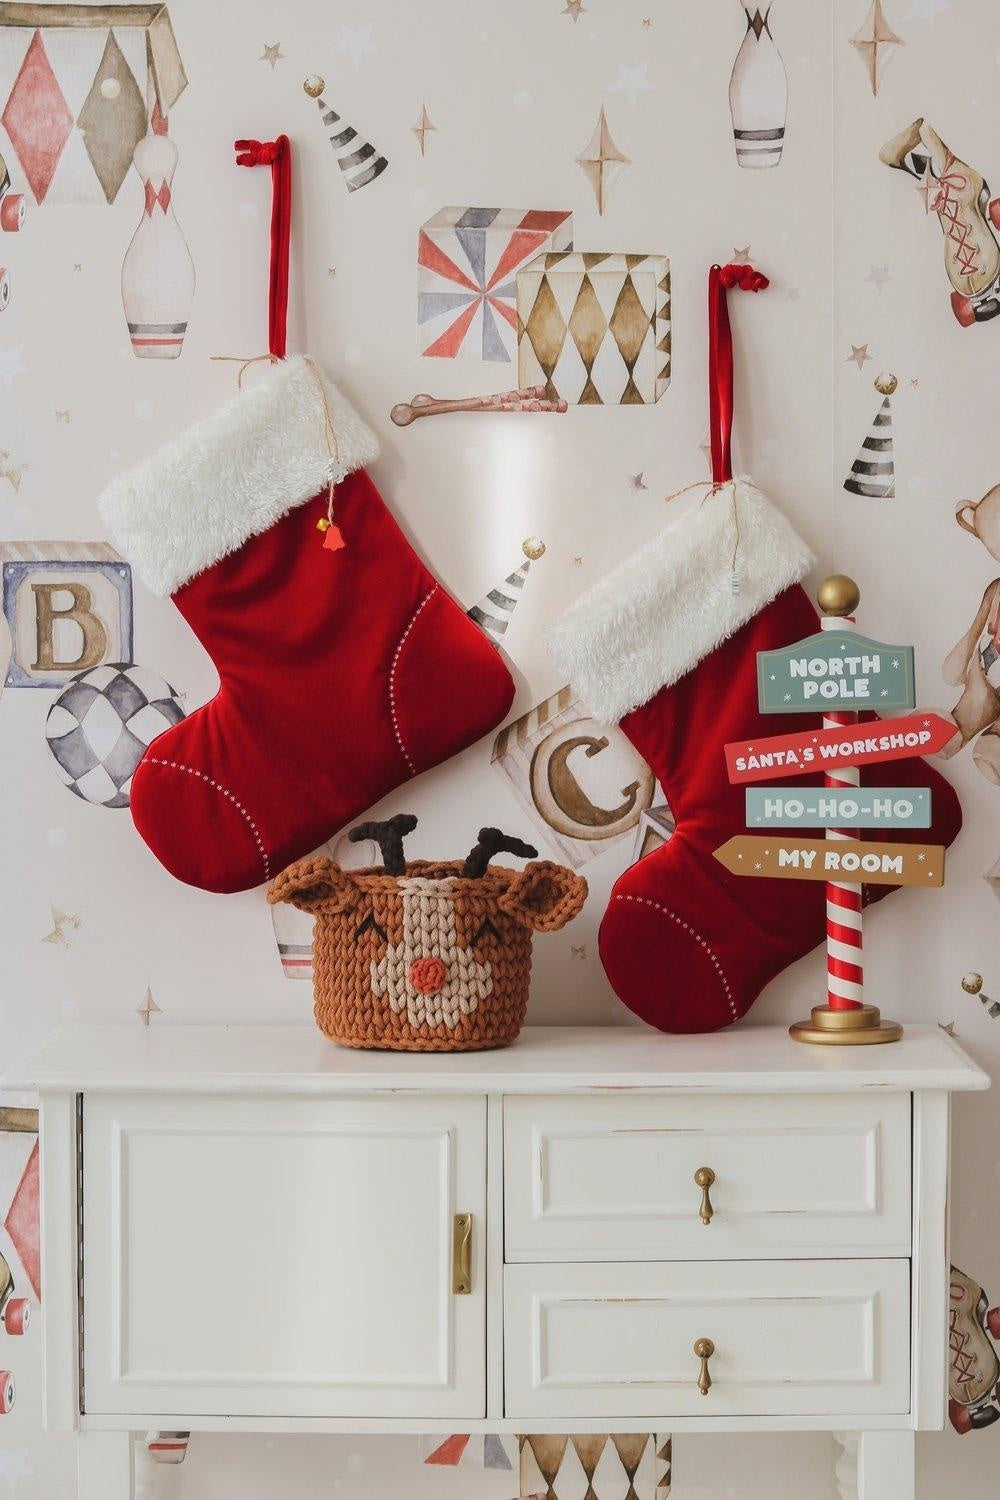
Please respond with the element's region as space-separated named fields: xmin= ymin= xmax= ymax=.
xmin=725 ymin=713 xmax=955 ymax=784
xmin=714 ymin=835 xmax=945 ymax=886
xmin=745 ymin=786 xmax=932 ymax=830
xmin=756 ymin=631 xmax=915 ymax=713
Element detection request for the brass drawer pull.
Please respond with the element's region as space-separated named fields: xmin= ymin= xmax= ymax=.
xmin=694 ymin=1337 xmax=715 ymax=1395
xmin=452 ymin=1212 xmax=472 ymax=1295
xmin=694 ymin=1166 xmax=716 ymax=1224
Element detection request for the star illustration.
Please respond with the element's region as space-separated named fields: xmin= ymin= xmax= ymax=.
xmin=0 ymin=344 xmax=27 ymax=390
xmin=55 ymin=409 xmax=70 ymax=423
xmin=642 ymin=16 xmax=652 ymax=25
xmin=607 ymin=60 xmax=655 ymax=110
xmin=73 ymin=262 xmax=82 ymax=272
xmin=626 ymin=472 xmax=648 ymax=493
xmin=866 ymin=263 xmax=892 ymax=291
xmin=42 ymin=906 xmax=82 ymax=947
xmin=733 ymin=245 xmax=752 ymax=263
xmin=848 ymin=343 xmax=873 ymax=369
xmin=0 ymin=452 xmax=25 ymax=490
xmin=572 ymin=555 xmax=583 ymax=565
xmin=137 ymin=986 xmax=162 ymax=1026
xmin=0 ymin=1448 xmax=31 ymax=1488
xmin=259 ymin=42 xmax=285 ymax=68
xmin=938 ymin=1020 xmax=958 ymax=1037
xmin=327 ymin=266 xmax=337 ymax=277
xmin=754 ymin=861 xmax=763 ymax=871
xmin=571 ymin=944 xmax=587 ymax=959
xmin=850 ymin=1 xmax=904 ymax=95
xmin=332 ymin=23 xmax=376 ymax=72
xmin=411 ymin=103 xmax=437 ymax=156
xmin=910 ymin=377 xmax=920 ymax=388
xmin=576 ymin=106 xmax=630 ymax=215
xmin=562 ymin=0 xmax=587 ymax=20
xmin=917 ymin=852 xmax=926 ymax=861
xmin=904 ymin=0 xmax=950 ymax=21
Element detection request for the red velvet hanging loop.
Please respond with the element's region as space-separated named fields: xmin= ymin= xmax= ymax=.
xmin=708 ymin=261 xmax=769 ymax=486
xmin=234 ymin=135 xmax=292 ymax=359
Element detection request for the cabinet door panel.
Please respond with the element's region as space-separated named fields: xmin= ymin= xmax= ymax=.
xmin=505 ymin=1092 xmax=911 ymax=1259
xmin=505 ymin=1260 xmax=911 ymax=1418
xmin=83 ymin=1094 xmax=486 ymax=1417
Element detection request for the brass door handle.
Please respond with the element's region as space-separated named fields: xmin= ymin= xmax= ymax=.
xmin=693 ymin=1337 xmax=715 ymax=1395
xmin=694 ymin=1167 xmax=716 ymax=1224
xmin=452 ymin=1212 xmax=472 ymax=1295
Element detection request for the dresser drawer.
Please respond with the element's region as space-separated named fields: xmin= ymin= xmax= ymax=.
xmin=504 ymin=1092 xmax=911 ymax=1258
xmin=504 ymin=1260 xmax=911 ymax=1418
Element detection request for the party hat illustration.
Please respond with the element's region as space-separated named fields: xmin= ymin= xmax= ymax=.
xmin=844 ymin=373 xmax=896 ymax=498
xmin=468 ymin=539 xmax=545 ymax=643
xmin=304 ymin=78 xmax=388 ymax=192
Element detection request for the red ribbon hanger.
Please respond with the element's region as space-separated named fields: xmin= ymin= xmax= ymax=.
xmin=234 ymin=135 xmax=292 ymax=359
xmin=708 ymin=261 xmax=769 ymax=486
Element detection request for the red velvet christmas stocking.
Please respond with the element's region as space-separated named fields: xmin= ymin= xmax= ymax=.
xmin=98 ymin=138 xmax=514 ymax=894
xmin=546 ymin=266 xmax=962 ymax=1033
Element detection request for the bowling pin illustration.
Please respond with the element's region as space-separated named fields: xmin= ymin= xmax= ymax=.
xmin=121 ymin=104 xmax=195 ymax=359
xmin=729 ymin=3 xmax=788 ymax=169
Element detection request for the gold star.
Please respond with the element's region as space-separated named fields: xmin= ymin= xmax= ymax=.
xmin=572 ymin=555 xmax=584 ymax=566
xmin=137 ymin=987 xmax=162 ymax=1026
xmin=733 ymin=245 xmax=751 ymax=262
xmin=73 ymin=262 xmax=82 ymax=273
xmin=0 ymin=453 xmax=25 ymax=490
xmin=563 ymin=0 xmax=587 ymax=20
xmin=938 ymin=1020 xmax=957 ymax=1037
xmin=576 ymin=107 xmax=630 ymax=215
xmin=42 ymin=906 xmax=81 ymax=947
xmin=910 ymin=377 xmax=920 ymax=387
xmin=55 ymin=409 xmax=70 ymax=423
xmin=327 ymin=266 xmax=337 ymax=277
xmin=260 ymin=42 xmax=285 ymax=68
xmin=847 ymin=343 xmax=873 ymax=370
xmin=850 ymin=0 xmax=904 ymax=96
xmin=642 ymin=16 xmax=652 ymax=25
xmin=571 ymin=944 xmax=587 ymax=959
xmin=627 ymin=472 xmax=648 ymax=493
xmin=411 ymin=103 xmax=437 ymax=156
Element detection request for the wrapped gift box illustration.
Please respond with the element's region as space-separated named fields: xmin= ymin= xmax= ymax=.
xmin=418 ymin=206 xmax=573 ymax=362
xmin=0 ymin=3 xmax=187 ymax=205
xmin=517 ymin=251 xmax=671 ymax=405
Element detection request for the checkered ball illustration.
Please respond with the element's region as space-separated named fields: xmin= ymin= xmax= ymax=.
xmin=44 ymin=664 xmax=185 ymax=809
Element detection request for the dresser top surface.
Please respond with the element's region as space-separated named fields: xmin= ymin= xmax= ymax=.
xmin=4 ymin=1023 xmax=988 ymax=1096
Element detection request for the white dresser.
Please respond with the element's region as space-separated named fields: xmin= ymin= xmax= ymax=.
xmin=5 ymin=1023 xmax=988 ymax=1499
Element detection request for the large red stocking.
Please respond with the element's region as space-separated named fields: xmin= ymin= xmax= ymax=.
xmin=546 ymin=265 xmax=962 ymax=1032
xmin=99 ymin=137 xmax=513 ymax=893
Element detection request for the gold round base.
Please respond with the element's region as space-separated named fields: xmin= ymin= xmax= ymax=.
xmin=789 ymin=1004 xmax=903 ymax=1046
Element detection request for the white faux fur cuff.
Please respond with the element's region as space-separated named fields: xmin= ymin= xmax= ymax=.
xmin=545 ymin=478 xmax=815 ymax=724
xmin=98 ymin=355 xmax=380 ymax=596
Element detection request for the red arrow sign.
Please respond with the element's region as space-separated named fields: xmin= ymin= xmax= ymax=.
xmin=725 ymin=713 xmax=956 ymax=786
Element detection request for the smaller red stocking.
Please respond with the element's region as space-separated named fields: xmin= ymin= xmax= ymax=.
xmin=546 ymin=265 xmax=962 ymax=1033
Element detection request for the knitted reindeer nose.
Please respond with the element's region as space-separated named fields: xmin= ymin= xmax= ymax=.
xmin=408 ymin=956 xmax=448 ymax=995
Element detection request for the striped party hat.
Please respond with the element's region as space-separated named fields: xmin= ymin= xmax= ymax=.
xmin=468 ymin=539 xmax=545 ymax=644
xmin=314 ymin=95 xmax=388 ymax=192
xmin=844 ymin=374 xmax=896 ymax=498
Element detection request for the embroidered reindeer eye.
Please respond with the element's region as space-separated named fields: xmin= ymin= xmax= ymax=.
xmin=471 ymin=917 xmax=502 ymax=947
xmin=355 ymin=913 xmax=387 ymax=942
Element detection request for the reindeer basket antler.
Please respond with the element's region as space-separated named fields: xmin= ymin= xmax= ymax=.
xmin=268 ymin=817 xmax=588 ymax=1051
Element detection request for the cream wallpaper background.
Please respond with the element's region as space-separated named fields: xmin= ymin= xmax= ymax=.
xmin=0 ymin=0 xmax=998 ymax=1494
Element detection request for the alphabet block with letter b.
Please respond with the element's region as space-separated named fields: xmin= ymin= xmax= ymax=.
xmin=1 ymin=543 xmax=133 ymax=689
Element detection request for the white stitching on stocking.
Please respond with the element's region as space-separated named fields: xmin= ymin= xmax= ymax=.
xmin=613 ymin=893 xmax=739 ymax=1022
xmin=388 ymin=588 xmax=437 ymax=776
xmin=142 ymin=758 xmax=271 ymax=880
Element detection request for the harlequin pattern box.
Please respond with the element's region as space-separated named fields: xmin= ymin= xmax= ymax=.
xmin=517 ymin=251 xmax=671 ymax=404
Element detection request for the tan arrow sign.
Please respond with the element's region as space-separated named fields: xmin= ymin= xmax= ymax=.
xmin=714 ymin=835 xmax=945 ymax=887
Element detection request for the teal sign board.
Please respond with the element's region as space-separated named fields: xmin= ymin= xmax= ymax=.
xmin=745 ymin=785 xmax=932 ymax=830
xmin=757 ymin=631 xmax=916 ymax=714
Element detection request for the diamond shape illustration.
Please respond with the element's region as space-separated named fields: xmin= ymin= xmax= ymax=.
xmin=4 ymin=1140 xmax=40 ymax=1300
xmin=77 ymin=33 xmax=148 ymax=204
xmin=1 ymin=29 xmax=75 ymax=202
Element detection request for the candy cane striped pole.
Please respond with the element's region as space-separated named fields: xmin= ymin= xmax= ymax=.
xmin=821 ymin=608 xmax=864 ymax=1012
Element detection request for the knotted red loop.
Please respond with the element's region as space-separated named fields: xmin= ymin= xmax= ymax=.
xmin=233 ymin=135 xmax=292 ymax=357
xmin=708 ymin=261 xmax=769 ymax=485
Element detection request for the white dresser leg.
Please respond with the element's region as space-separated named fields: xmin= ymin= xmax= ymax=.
xmin=77 ymin=1431 xmax=134 ymax=1500
xmin=836 ymin=1432 xmax=916 ymax=1500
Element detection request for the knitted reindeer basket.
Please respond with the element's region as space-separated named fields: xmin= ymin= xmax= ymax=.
xmin=267 ymin=816 xmax=588 ymax=1052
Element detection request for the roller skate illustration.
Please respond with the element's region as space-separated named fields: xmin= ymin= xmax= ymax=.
xmin=948 ymin=1266 xmax=1000 ymax=1434
xmin=880 ymin=119 xmax=1000 ymax=328
xmin=0 ymin=148 xmax=25 ymax=315
xmin=0 ymin=1249 xmax=30 ymax=1415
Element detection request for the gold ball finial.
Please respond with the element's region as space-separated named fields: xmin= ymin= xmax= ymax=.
xmin=817 ymin=574 xmax=861 ymax=616
xmin=303 ymin=74 xmax=326 ymax=98
xmin=874 ymin=371 xmax=898 ymax=396
xmin=962 ymin=971 xmax=984 ymax=996
xmin=522 ymin=536 xmax=546 ymax=561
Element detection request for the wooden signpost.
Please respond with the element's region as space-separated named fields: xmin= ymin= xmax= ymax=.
xmin=725 ymin=712 xmax=956 ymax=784
xmin=714 ymin=835 xmax=945 ymax=886
xmin=716 ymin=574 xmax=946 ymax=1047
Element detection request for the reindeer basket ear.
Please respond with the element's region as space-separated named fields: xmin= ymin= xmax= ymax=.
xmin=498 ymin=862 xmax=588 ymax=933
xmin=266 ymin=856 xmax=361 ymax=915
